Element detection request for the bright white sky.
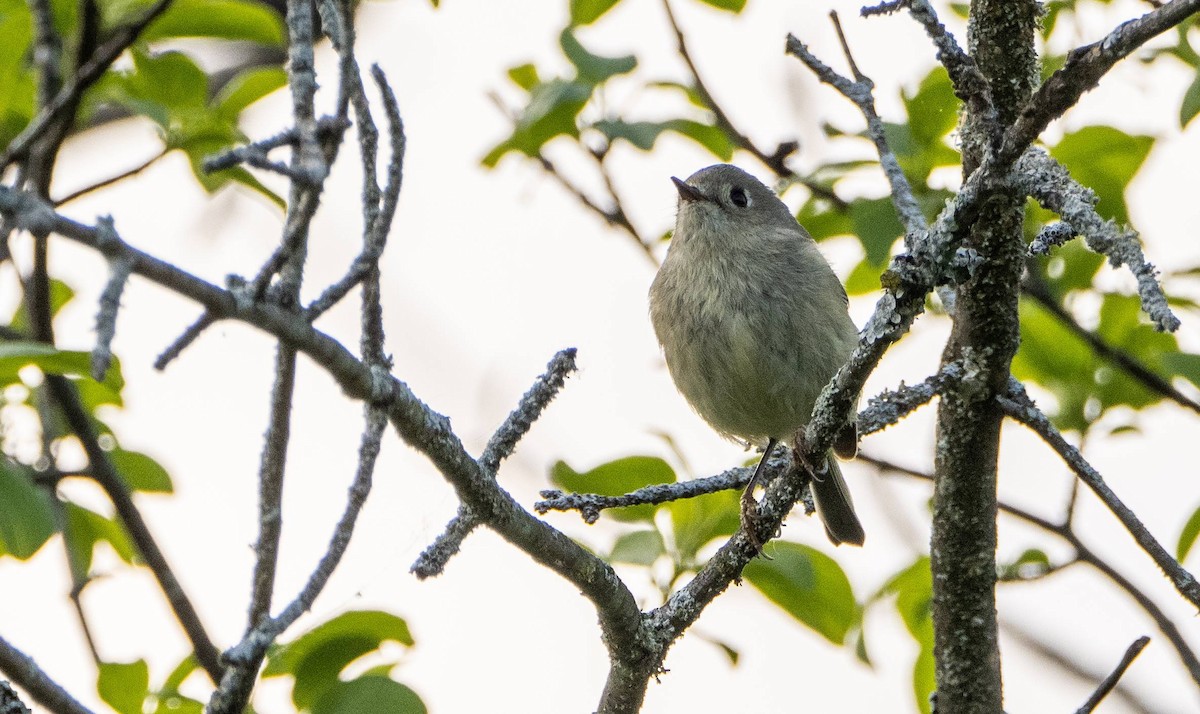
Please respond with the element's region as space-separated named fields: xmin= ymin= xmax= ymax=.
xmin=3 ymin=1 xmax=1200 ymax=712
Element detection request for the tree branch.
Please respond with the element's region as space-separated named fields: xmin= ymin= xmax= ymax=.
xmin=1000 ymin=0 xmax=1200 ymax=165
xmin=1021 ymin=276 xmax=1200 ymax=415
xmin=1075 ymin=636 xmax=1152 ymax=714
xmin=0 ymin=0 xmax=174 ymax=169
xmin=867 ymin=454 xmax=1200 ymax=689
xmin=413 ymin=348 xmax=578 ymax=578
xmin=999 ymin=380 xmax=1200 ymax=609
xmin=1018 ymin=148 xmax=1180 ymax=332
xmin=0 ymin=151 xmax=643 ymax=714
xmin=0 ymin=634 xmax=91 ymax=714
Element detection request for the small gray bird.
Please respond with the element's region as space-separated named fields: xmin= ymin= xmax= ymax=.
xmin=649 ymin=164 xmax=864 ymax=546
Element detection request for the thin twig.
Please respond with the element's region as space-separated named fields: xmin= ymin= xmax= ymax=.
xmin=866 ymin=454 xmax=1200 ymax=687
xmin=306 ymin=65 xmax=406 ymax=319
xmin=27 ymin=0 xmax=63 ymax=108
xmin=202 ymin=116 xmax=351 ymax=175
xmin=244 ymin=0 xmax=322 ymax=664
xmin=662 ymin=0 xmax=842 ymax=206
xmin=54 ymin=150 xmax=169 ymax=206
xmin=999 ymin=380 xmax=1200 ymax=609
xmin=863 ymin=1 xmax=997 ymax=130
xmin=45 ymin=375 xmax=224 ymax=680
xmin=858 ymin=361 xmax=965 ymax=436
xmin=535 ymin=463 xmax=753 ymax=522
xmin=536 ymin=153 xmax=655 ymax=263
xmin=1003 ymin=622 xmax=1156 ymax=714
xmin=1022 ymin=277 xmax=1200 ymax=415
xmin=153 ymin=312 xmax=217 ymax=371
xmin=270 ymin=405 xmax=388 ymax=632
xmin=785 ymin=33 xmax=927 ymax=236
xmin=1074 ymin=636 xmax=1152 ymax=714
xmin=91 ymin=222 xmax=132 ymax=380
xmin=413 ymin=348 xmax=579 ymax=578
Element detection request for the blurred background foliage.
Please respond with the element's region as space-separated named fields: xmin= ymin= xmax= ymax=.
xmin=0 ymin=0 xmax=1197 ymax=711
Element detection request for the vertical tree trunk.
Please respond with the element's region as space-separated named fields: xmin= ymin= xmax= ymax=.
xmin=930 ymin=2 xmax=1039 ymax=711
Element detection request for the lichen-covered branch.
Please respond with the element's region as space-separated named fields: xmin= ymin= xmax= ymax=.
xmin=412 ymin=348 xmax=579 ymax=579
xmin=1000 ymin=0 xmax=1200 ymax=165
xmin=1017 ymin=148 xmax=1180 ymax=332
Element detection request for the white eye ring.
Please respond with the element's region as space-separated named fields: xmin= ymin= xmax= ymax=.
xmin=729 ymin=186 xmax=750 ymax=208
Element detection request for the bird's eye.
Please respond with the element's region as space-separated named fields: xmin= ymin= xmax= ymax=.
xmin=729 ymin=186 xmax=750 ymax=208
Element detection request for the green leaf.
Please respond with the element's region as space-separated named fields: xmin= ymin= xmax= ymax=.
xmin=214 ymin=66 xmax=288 ymax=118
xmin=76 ymin=355 xmax=126 ymax=410
xmin=482 ymin=79 xmax=591 ymax=167
xmin=64 ymin=502 xmax=137 ymax=577
xmin=609 ymin=529 xmax=664 ymax=565
xmin=263 ymin=610 xmax=414 ymax=710
xmin=648 ymin=80 xmax=707 ymax=109
xmin=1177 ymin=503 xmax=1200 ymax=562
xmin=108 ymin=449 xmax=173 ymax=493
xmin=160 ymin=655 xmax=199 ymax=693
xmin=97 ymin=660 xmax=149 ymax=714
xmin=872 ymin=557 xmax=934 ymax=711
xmin=0 ymin=8 xmax=35 ymax=148
xmin=129 ymin=49 xmax=209 ymax=113
xmin=550 ymin=456 xmax=676 ymax=522
xmin=8 ymin=278 xmax=75 ymax=336
xmin=743 ymin=542 xmax=858 ymax=645
xmin=152 ymin=696 xmax=203 ymax=714
xmin=797 ymin=197 xmax=854 ymax=243
xmin=662 ymin=119 xmax=734 ymax=160
xmin=0 ymin=342 xmax=111 ymax=388
xmin=1163 ymin=351 xmax=1200 ymax=390
xmin=506 ymin=63 xmax=540 ymax=92
xmin=150 ymin=655 xmax=205 ymax=714
xmin=1011 ymin=298 xmax=1095 ymax=431
xmin=1180 ymin=69 xmax=1200 ymax=128
xmin=569 ymin=0 xmax=621 ymax=25
xmin=142 ymin=0 xmax=285 ymax=45
xmin=312 ymin=675 xmax=426 ymax=714
xmin=1050 ymin=127 xmax=1153 ymax=224
xmin=668 ymin=488 xmax=739 ymax=561
xmin=181 ymin=133 xmax=285 ymax=209
xmin=1033 ymin=239 xmax=1105 ymax=297
xmin=560 ymin=28 xmax=636 ymax=84
xmin=1094 ymin=293 xmax=1178 ymax=411
xmin=0 ymin=461 xmax=55 ymax=559
xmin=997 ymin=548 xmax=1051 ymax=580
xmin=595 ymin=119 xmax=667 ymax=150
xmin=902 ymin=68 xmax=959 ymax=147
xmin=913 ymin=643 xmax=935 ymax=714
xmin=879 ymin=556 xmax=933 ymax=640
xmin=845 ymin=256 xmax=885 ymax=296
xmin=881 ymin=121 xmax=959 ymax=184
xmin=695 ymin=0 xmax=747 ymax=12
xmin=850 ymin=197 xmax=904 ymax=266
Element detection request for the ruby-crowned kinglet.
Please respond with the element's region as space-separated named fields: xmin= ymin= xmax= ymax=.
xmin=649 ymin=164 xmax=864 ymax=546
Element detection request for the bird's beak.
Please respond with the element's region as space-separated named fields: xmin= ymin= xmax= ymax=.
xmin=671 ymin=176 xmax=706 ymax=203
